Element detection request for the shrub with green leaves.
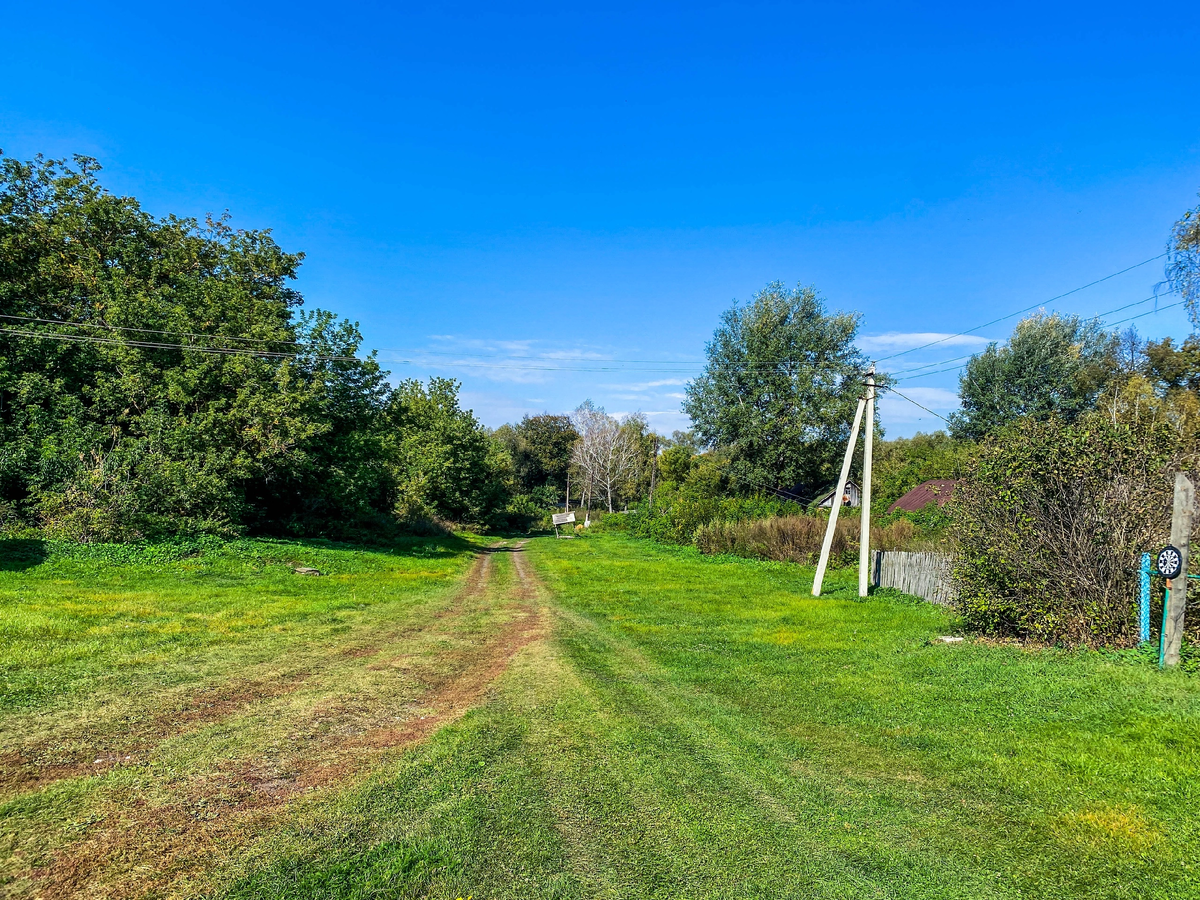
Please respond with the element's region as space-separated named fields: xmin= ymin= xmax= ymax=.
xmin=952 ymin=417 xmax=1194 ymax=646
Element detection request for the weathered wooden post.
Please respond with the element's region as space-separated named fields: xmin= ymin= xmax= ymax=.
xmin=1161 ymin=472 xmax=1194 ymax=668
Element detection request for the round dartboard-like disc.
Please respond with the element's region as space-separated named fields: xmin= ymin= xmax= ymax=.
xmin=1157 ymin=545 xmax=1184 ymax=579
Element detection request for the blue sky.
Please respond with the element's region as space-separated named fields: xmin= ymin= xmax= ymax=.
xmin=2 ymin=1 xmax=1198 ymax=436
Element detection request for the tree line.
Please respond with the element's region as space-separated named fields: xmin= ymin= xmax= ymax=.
xmin=605 ymin=192 xmax=1200 ymax=651
xmin=0 ymin=154 xmax=668 ymax=541
xmin=5 ymin=148 xmax=1200 ymax=596
xmin=0 ymin=155 xmax=513 ymax=541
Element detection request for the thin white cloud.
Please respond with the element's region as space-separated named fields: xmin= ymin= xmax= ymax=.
xmin=382 ymin=335 xmax=622 ymax=385
xmin=427 ymin=335 xmax=538 ymax=354
xmin=610 ymin=410 xmax=689 ymax=420
xmin=381 ymin=353 xmax=553 ymax=384
xmin=859 ymin=332 xmax=992 ymax=352
xmin=538 ymin=349 xmax=612 ymax=361
xmin=602 ymin=377 xmax=690 ymax=392
xmin=425 ymin=334 xmax=612 ymax=361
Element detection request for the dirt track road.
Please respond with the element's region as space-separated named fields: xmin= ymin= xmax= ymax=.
xmin=3 ymin=541 xmax=544 ymax=900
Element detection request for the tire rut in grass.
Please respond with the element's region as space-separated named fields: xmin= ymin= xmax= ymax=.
xmin=22 ymin=542 xmax=545 ymax=900
xmin=0 ymin=550 xmax=505 ymax=796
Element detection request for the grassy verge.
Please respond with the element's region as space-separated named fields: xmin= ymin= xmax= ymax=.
xmin=221 ymin=533 xmax=1200 ymax=900
xmin=0 ymin=532 xmax=532 ymax=897
xmin=0 ymin=535 xmax=478 ymax=712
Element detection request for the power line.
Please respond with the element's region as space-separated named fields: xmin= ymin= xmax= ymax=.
xmin=0 ymin=326 xmax=691 ymax=371
xmin=723 ymin=470 xmax=811 ymax=504
xmin=1105 ymin=297 xmax=1187 ymax=329
xmin=883 ymin=290 xmax=1189 ymax=425
xmin=0 ymin=312 xmax=710 ymax=365
xmin=885 ymin=290 xmax=1172 ymax=377
xmin=874 ymin=253 xmax=1168 ymax=363
xmin=886 ymin=352 xmax=978 ymax=378
xmin=0 ymin=327 xmax=366 ymax=363
xmin=882 ymin=386 xmax=952 ymax=424
xmin=892 ymin=290 xmax=1183 ymax=383
xmin=0 ymin=257 xmax=1179 ymax=381
xmin=0 ymin=313 xmax=294 ymax=346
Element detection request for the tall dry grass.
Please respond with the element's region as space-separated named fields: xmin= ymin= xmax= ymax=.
xmin=694 ymin=515 xmax=923 ymax=565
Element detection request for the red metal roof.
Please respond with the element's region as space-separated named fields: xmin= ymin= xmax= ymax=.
xmin=887 ymin=479 xmax=958 ymax=513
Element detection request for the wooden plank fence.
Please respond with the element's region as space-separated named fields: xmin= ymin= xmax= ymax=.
xmin=872 ymin=550 xmax=955 ymax=607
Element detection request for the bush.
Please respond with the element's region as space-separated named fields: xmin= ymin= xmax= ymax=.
xmin=952 ymin=417 xmax=1194 ymax=647
xmin=35 ymin=451 xmax=148 ymax=543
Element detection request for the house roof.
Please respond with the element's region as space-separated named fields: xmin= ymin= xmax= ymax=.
xmin=887 ymin=479 xmax=958 ymax=513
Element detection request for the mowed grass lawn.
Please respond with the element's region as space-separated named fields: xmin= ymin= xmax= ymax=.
xmin=0 ymin=532 xmax=516 ymax=897
xmin=4 ymin=532 xmax=1200 ymax=898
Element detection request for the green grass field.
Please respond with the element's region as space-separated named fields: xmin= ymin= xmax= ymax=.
xmin=3 ymin=532 xmax=1200 ymax=899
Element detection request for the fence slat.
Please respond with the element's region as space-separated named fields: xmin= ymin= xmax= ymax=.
xmin=871 ymin=550 xmax=955 ymax=606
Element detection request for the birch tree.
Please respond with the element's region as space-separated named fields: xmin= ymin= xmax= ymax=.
xmin=1169 ymin=193 xmax=1200 ymax=327
xmin=571 ymin=401 xmax=643 ymax=514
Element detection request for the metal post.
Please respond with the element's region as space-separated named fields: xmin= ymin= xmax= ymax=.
xmin=1139 ymin=552 xmax=1151 ymax=645
xmin=1161 ymin=472 xmax=1194 ymax=667
xmin=813 ymin=397 xmax=866 ymax=597
xmin=858 ymin=366 xmax=875 ymax=598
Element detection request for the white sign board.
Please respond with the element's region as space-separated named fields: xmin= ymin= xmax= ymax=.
xmin=552 ymin=512 xmax=577 ymax=526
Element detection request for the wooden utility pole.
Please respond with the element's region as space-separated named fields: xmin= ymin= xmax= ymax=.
xmin=813 ymin=395 xmax=866 ymax=597
xmin=858 ymin=366 xmax=875 ymax=598
xmin=1161 ymin=471 xmax=1194 ymax=667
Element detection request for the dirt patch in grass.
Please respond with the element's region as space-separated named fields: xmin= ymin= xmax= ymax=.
xmin=27 ymin=543 xmax=545 ymax=900
xmin=0 ymin=672 xmax=313 ymax=793
xmin=1 ymin=550 xmax=502 ymax=800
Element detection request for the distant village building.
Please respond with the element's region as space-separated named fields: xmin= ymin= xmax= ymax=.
xmin=816 ymin=480 xmax=861 ymax=509
xmin=887 ymin=479 xmax=958 ymax=514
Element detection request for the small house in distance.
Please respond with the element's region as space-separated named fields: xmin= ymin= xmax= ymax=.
xmin=816 ymin=480 xmax=861 ymax=509
xmin=888 ymin=479 xmax=958 ymax=514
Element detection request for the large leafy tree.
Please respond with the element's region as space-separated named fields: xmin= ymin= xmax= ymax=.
xmin=1143 ymin=335 xmax=1200 ymax=394
xmin=386 ymin=378 xmax=508 ymax=524
xmin=949 ymin=313 xmax=1118 ymax=441
xmin=0 ymin=153 xmax=508 ymax=540
xmin=0 ymin=154 xmax=358 ymax=536
xmin=494 ymin=413 xmax=578 ymax=495
xmin=682 ymin=282 xmax=869 ymax=499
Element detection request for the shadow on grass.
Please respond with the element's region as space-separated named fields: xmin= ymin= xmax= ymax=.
xmin=0 ymin=528 xmax=537 ymax=569
xmin=0 ymin=538 xmax=48 ymax=571
xmin=250 ymin=533 xmax=480 ymax=560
